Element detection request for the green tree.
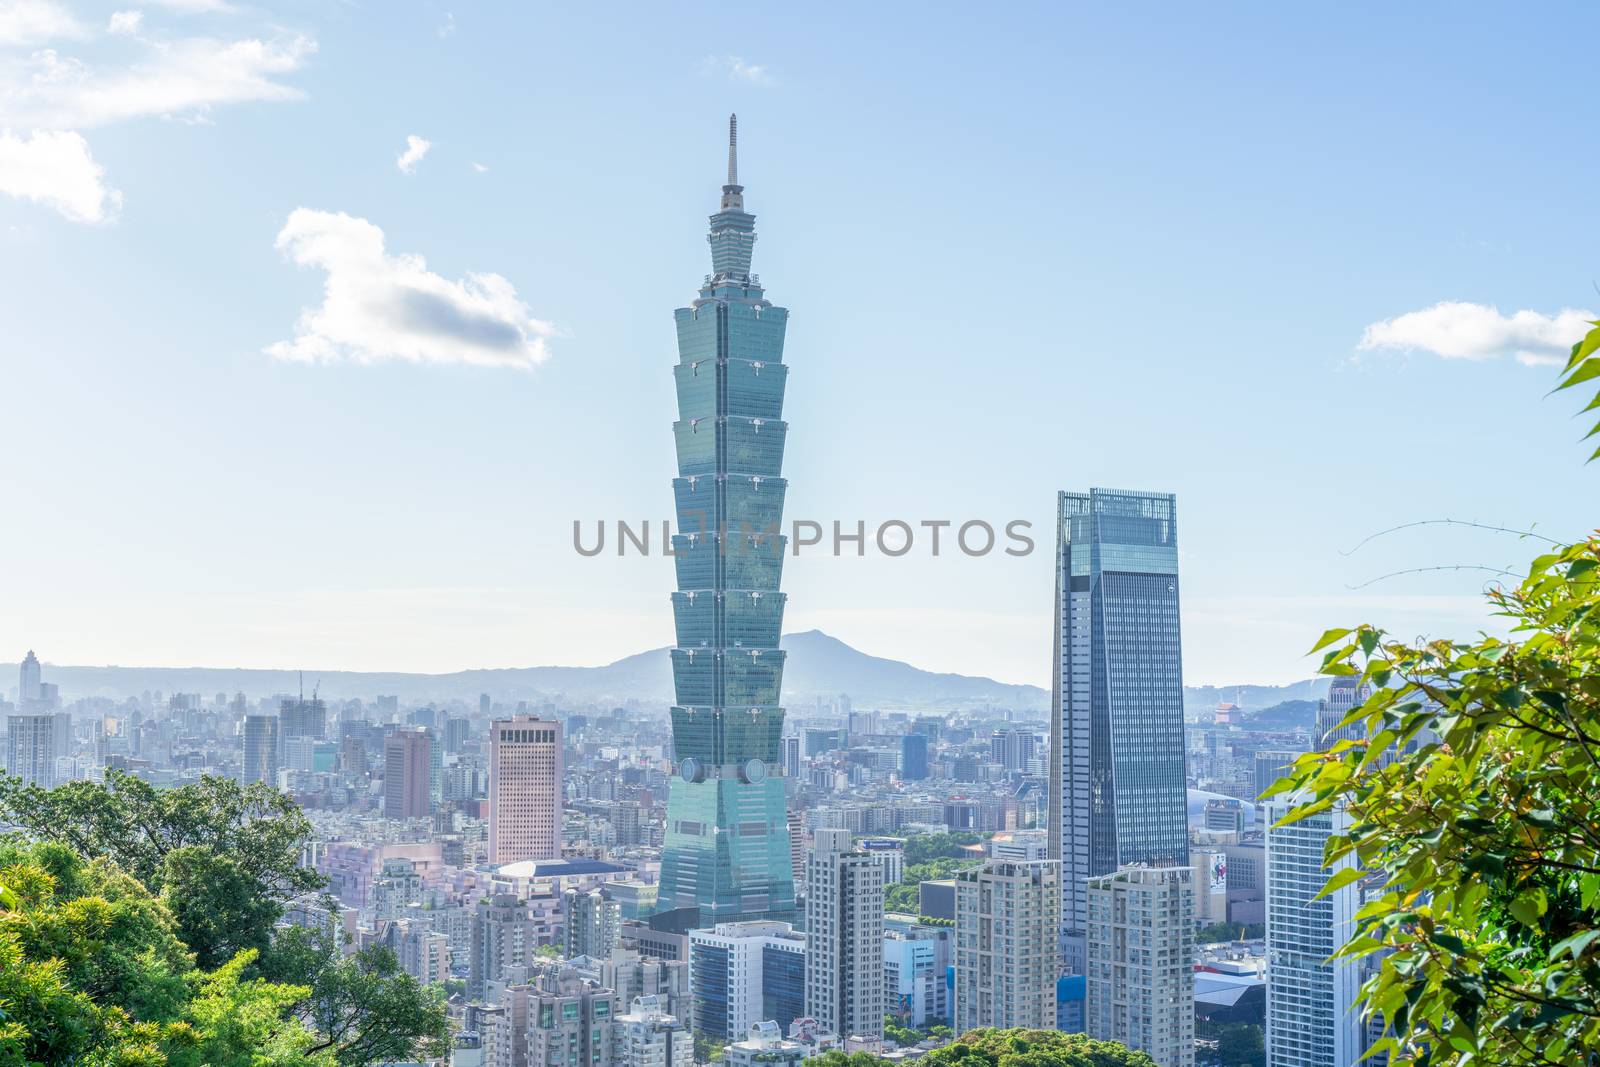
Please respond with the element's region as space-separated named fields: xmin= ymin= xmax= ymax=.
xmin=1213 ymin=1023 xmax=1263 ymax=1067
xmin=1194 ymin=922 xmax=1263 ymax=945
xmin=0 ymin=770 xmax=322 ymax=966
xmin=920 ymin=1029 xmax=1156 ymax=1067
xmin=164 ymin=950 xmax=325 ymax=1067
xmin=1272 ymin=320 xmax=1600 ymax=1065
xmin=885 ymin=882 xmax=920 ymax=912
xmin=807 ymin=1052 xmax=896 ymax=1067
xmin=901 ymin=833 xmax=986 ymax=866
xmin=885 ymin=1020 xmax=924 ymax=1047
xmin=0 ymin=842 xmax=327 ymax=1067
xmin=692 ymin=1035 xmax=725 ymax=1064
xmin=263 ymin=921 xmax=449 ymax=1067
xmin=158 ymin=846 xmax=284 ymax=971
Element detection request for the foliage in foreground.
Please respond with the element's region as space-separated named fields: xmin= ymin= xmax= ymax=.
xmin=0 ymin=839 xmax=323 ymax=1066
xmin=0 ymin=773 xmax=449 ymax=1067
xmin=1273 ymin=321 xmax=1600 ymax=1065
xmin=0 ymin=770 xmax=319 ymax=970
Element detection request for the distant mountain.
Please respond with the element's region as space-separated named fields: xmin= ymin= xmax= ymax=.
xmin=4 ymin=633 xmax=1319 ymax=716
xmin=1183 ymin=678 xmax=1329 ymax=712
xmin=1241 ymin=698 xmax=1320 ymax=731
xmin=778 ymin=630 xmax=1045 ymax=708
xmin=0 ymin=630 xmax=1047 ymax=710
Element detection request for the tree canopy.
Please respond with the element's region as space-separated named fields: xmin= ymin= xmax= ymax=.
xmin=0 ymin=839 xmax=323 ymax=1067
xmin=810 ymin=1030 xmax=1155 ymax=1067
xmin=1272 ymin=319 xmax=1600 ymax=1065
xmin=0 ymin=773 xmax=451 ymax=1067
xmin=0 ymin=771 xmax=321 ymax=970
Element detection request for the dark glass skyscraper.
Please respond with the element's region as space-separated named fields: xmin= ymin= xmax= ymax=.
xmin=653 ymin=116 xmax=796 ymax=932
xmin=1049 ymin=488 xmax=1190 ymax=973
xmin=900 ymin=733 xmax=929 ymax=781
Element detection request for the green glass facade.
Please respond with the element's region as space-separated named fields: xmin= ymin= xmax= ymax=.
xmin=654 ymin=116 xmax=797 ymax=932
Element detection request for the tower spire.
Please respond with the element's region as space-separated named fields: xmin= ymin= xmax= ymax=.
xmin=727 ymin=113 xmax=738 ymax=186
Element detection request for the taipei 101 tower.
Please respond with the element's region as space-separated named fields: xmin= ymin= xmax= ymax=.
xmin=651 ymin=116 xmax=797 ymax=932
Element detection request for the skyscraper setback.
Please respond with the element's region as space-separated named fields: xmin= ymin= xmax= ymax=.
xmin=654 ymin=116 xmax=796 ymax=932
xmin=1049 ymin=488 xmax=1190 ymax=973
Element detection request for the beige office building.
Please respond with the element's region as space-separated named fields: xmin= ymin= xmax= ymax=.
xmin=489 ymin=716 xmax=563 ymax=864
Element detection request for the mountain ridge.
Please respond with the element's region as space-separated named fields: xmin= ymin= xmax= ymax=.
xmin=3 ymin=630 xmax=1322 ymax=712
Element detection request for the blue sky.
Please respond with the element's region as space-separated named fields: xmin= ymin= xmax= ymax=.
xmin=3 ymin=1 xmax=1598 ymax=688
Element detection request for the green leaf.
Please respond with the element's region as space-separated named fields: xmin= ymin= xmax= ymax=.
xmin=1564 ymin=323 xmax=1600 ymax=371
xmin=1555 ymin=356 xmax=1600 ymax=391
xmin=1548 ymin=929 xmax=1600 ymax=961
xmin=1315 ymin=865 xmax=1366 ymax=901
xmin=1508 ymin=887 xmax=1548 ymax=928
xmin=1308 ymin=627 xmax=1352 ymax=654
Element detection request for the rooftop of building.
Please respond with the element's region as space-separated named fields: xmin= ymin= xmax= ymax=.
xmin=492 ymin=858 xmax=632 ymax=878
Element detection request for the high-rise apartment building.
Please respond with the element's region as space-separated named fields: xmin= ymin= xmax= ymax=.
xmin=280 ymin=696 xmax=327 ymax=741
xmin=445 ymin=715 xmax=471 ymax=754
xmin=687 ymin=920 xmax=806 ymax=1043
xmin=565 ymin=888 xmax=622 ymax=960
xmin=488 ymin=716 xmax=563 ymax=865
xmin=615 ymin=995 xmax=691 ymax=1067
xmin=470 ymin=893 xmax=537 ymax=1000
xmin=991 ymin=729 xmax=1036 ymax=773
xmin=377 ymin=916 xmax=451 ymax=986
xmin=521 ymin=964 xmax=618 ymax=1067
xmin=953 ymin=859 xmax=1059 ymax=1032
xmin=51 ymin=710 xmax=72 ymax=760
xmin=1085 ymin=866 xmax=1196 ymax=1067
xmin=1266 ymin=797 xmax=1366 ymax=1067
xmin=17 ymin=651 xmax=41 ymax=708
xmin=1050 ymin=488 xmax=1190 ymax=972
xmin=655 ymin=116 xmax=796 ymax=933
xmin=786 ymin=810 xmax=805 ymax=898
xmin=613 ymin=801 xmax=644 ymax=847
xmin=384 ymin=727 xmax=432 ymax=819
xmin=6 ymin=713 xmax=55 ymax=787
xmin=601 ymin=946 xmax=692 ymax=1024
xmin=804 ymin=829 xmax=885 ymax=1043
xmin=241 ymin=713 xmax=279 ymax=786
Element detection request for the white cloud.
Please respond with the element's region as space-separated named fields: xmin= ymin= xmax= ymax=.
xmin=1359 ymin=300 xmax=1595 ymax=368
xmin=107 ymin=10 xmax=143 ymax=34
xmin=396 ymin=134 xmax=430 ymax=174
xmin=0 ymin=0 xmax=81 ymax=44
xmin=471 ymin=161 xmax=488 ymax=173
xmin=436 ymin=11 xmax=454 ymax=38
xmin=699 ymin=54 xmax=773 ymax=86
xmin=144 ymin=0 xmax=237 ymax=12
xmin=3 ymin=34 xmax=315 ymax=128
xmin=0 ymin=130 xmax=121 ymax=222
xmin=266 ymin=208 xmax=558 ymax=369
